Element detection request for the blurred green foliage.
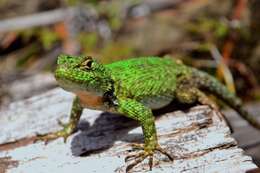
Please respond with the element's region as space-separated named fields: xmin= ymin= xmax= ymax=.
xmin=0 ymin=0 xmax=7 ymax=5
xmin=187 ymin=18 xmax=229 ymax=40
xmin=78 ymin=32 xmax=99 ymax=52
xmin=20 ymin=27 xmax=60 ymax=49
xmin=38 ymin=28 xmax=59 ymax=50
xmin=97 ymin=1 xmax=123 ymax=30
xmin=100 ymin=41 xmax=134 ymax=63
xmin=65 ymin=0 xmax=98 ymax=6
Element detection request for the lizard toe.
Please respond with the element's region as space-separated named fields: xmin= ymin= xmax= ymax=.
xmin=125 ymin=144 xmax=174 ymax=172
xmin=155 ymin=145 xmax=174 ymax=161
xmin=125 ymin=150 xmax=151 ymax=172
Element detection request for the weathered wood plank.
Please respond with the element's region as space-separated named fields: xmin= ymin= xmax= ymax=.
xmin=224 ymin=103 xmax=260 ymax=167
xmin=0 ymin=88 xmax=257 ymax=172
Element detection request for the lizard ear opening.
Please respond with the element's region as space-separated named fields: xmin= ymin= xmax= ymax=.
xmin=81 ymin=56 xmax=93 ymax=70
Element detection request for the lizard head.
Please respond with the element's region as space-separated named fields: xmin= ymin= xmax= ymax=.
xmin=55 ymin=54 xmax=113 ymax=95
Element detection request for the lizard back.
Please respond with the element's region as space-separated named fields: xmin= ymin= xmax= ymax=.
xmin=106 ymin=57 xmax=190 ymax=109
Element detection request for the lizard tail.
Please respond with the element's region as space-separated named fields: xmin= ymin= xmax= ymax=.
xmin=192 ymin=69 xmax=260 ymax=129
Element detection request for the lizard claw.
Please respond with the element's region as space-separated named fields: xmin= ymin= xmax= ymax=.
xmin=128 ymin=143 xmax=144 ymax=151
xmin=35 ymin=131 xmax=70 ymax=144
xmin=125 ymin=143 xmax=173 ymax=172
xmin=126 ymin=150 xmax=152 ymax=172
xmin=35 ymin=132 xmax=58 ymax=145
xmin=35 ymin=121 xmax=74 ymax=144
xmin=57 ymin=119 xmax=67 ymax=128
xmin=125 ymin=150 xmax=143 ymax=162
xmin=155 ymin=145 xmax=174 ymax=161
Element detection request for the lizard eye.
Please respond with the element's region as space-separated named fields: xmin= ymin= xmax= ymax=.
xmin=81 ymin=56 xmax=93 ymax=70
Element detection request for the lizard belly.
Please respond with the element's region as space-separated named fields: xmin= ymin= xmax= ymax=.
xmin=75 ymin=91 xmax=105 ymax=110
xmin=140 ymin=95 xmax=173 ymax=109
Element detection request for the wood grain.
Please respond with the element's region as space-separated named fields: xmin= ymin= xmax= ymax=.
xmin=0 ymin=88 xmax=257 ymax=173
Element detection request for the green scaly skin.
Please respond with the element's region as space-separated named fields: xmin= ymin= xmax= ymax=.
xmin=37 ymin=55 xmax=260 ymax=172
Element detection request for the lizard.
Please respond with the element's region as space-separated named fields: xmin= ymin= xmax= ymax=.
xmin=37 ymin=54 xmax=260 ymax=172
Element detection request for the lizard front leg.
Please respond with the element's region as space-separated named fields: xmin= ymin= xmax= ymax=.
xmin=37 ymin=96 xmax=83 ymax=143
xmin=117 ymin=98 xmax=173 ymax=172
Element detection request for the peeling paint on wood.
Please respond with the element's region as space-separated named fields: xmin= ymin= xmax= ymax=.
xmin=0 ymin=88 xmax=258 ymax=172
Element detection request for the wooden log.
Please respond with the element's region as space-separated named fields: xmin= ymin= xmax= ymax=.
xmin=0 ymin=88 xmax=258 ymax=172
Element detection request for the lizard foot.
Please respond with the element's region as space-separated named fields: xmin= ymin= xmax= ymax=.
xmin=125 ymin=143 xmax=173 ymax=172
xmin=35 ymin=120 xmax=75 ymax=144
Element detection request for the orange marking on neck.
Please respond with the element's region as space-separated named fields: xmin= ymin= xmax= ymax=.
xmin=75 ymin=91 xmax=104 ymax=109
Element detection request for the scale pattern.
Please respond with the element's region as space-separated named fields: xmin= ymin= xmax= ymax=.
xmin=106 ymin=57 xmax=191 ymax=107
xmin=38 ymin=55 xmax=260 ymax=172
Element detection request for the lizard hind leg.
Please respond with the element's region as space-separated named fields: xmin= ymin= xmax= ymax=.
xmin=195 ymin=89 xmax=219 ymax=111
xmin=195 ymin=89 xmax=235 ymax=132
xmin=176 ymin=87 xmax=218 ymax=110
xmin=176 ymin=87 xmax=234 ymax=131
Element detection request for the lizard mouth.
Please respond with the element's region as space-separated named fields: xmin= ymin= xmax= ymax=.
xmin=54 ymin=68 xmax=85 ymax=92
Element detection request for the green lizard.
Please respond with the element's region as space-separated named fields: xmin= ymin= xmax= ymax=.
xmin=37 ymin=55 xmax=260 ymax=171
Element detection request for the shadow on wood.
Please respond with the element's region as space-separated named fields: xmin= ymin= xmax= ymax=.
xmin=0 ymin=88 xmax=258 ymax=172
